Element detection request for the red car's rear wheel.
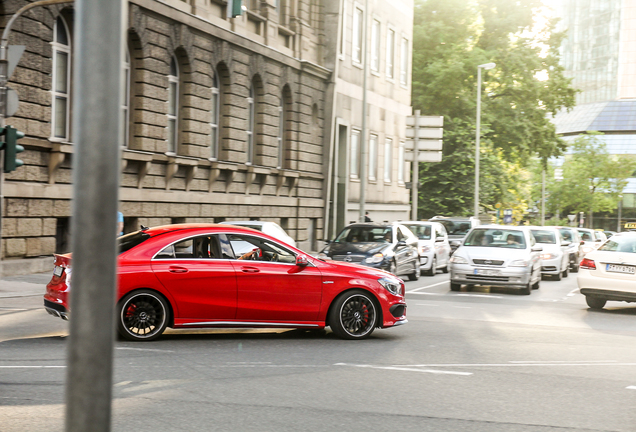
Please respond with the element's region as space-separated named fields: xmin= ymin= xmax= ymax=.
xmin=118 ymin=290 xmax=169 ymax=341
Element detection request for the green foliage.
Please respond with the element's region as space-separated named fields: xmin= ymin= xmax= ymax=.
xmin=412 ymin=0 xmax=577 ymax=218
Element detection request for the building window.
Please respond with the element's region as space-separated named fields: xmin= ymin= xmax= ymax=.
xmin=51 ymin=16 xmax=71 ymax=141
xmin=386 ymin=28 xmax=395 ymax=79
xmin=121 ymin=47 xmax=131 ymax=147
xmin=350 ymin=129 xmax=360 ymax=178
xmin=384 ymin=137 xmax=392 ymax=182
xmin=371 ymin=19 xmax=381 ymax=72
xmin=368 ymin=134 xmax=377 ymax=181
xmin=400 ymin=38 xmax=409 ymax=86
xmin=167 ymin=57 xmax=179 ymax=154
xmin=398 ymin=141 xmax=405 ymax=182
xmin=247 ymin=83 xmax=255 ymax=164
xmin=352 ymin=6 xmax=363 ymax=64
xmin=210 ymin=71 xmax=220 ymax=160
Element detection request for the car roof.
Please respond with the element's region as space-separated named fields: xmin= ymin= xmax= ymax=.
xmin=136 ymin=223 xmax=262 ymax=237
xmin=222 ymin=220 xmax=268 ymax=226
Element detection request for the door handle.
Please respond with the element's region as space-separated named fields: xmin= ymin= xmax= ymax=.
xmin=168 ymin=266 xmax=188 ymax=273
xmin=241 ymin=267 xmax=260 ymax=273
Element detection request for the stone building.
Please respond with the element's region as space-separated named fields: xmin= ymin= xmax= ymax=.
xmin=0 ymin=0 xmax=413 ymax=271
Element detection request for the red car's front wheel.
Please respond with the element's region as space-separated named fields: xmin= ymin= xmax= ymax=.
xmin=329 ymin=290 xmax=378 ymax=340
xmin=117 ymin=290 xmax=169 ymax=342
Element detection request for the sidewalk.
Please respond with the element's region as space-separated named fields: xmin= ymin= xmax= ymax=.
xmin=0 ymin=272 xmax=51 ymax=298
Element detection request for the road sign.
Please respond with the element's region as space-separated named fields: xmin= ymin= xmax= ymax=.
xmin=404 ymin=139 xmax=442 ymax=151
xmin=567 ymin=214 xmax=576 ymax=222
xmin=625 ymin=222 xmax=636 ymax=229
xmin=5 ymin=88 xmax=19 ymax=118
xmin=405 ymin=127 xmax=444 ymax=139
xmin=406 ymin=115 xmax=443 ymax=127
xmin=404 ymin=151 xmax=442 ymax=163
xmin=7 ymin=45 xmax=25 ymax=78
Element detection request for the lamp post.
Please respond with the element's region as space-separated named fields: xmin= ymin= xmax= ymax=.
xmin=618 ymin=195 xmax=623 ymax=232
xmin=474 ymin=62 xmax=496 ymax=219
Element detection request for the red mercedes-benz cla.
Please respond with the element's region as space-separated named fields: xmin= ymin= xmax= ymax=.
xmin=44 ymin=224 xmax=407 ymax=341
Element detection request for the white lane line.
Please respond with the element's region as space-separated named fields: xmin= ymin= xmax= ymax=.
xmin=407 ymin=280 xmax=449 ymax=293
xmin=408 ymin=292 xmax=443 ymax=296
xmin=415 ymin=303 xmax=439 ymax=306
xmin=452 ymin=306 xmax=472 ymax=309
xmin=0 ymin=366 xmax=65 ymax=368
xmin=116 ymin=347 xmax=175 ymax=353
xmin=395 ymin=362 xmax=636 ymax=368
xmin=509 ymin=360 xmax=617 ymax=364
xmin=456 ymin=294 xmax=503 ymax=299
xmin=626 ymin=386 xmax=636 ymax=390
xmin=334 ymin=362 xmax=472 ymax=376
xmin=567 ymin=288 xmax=579 ymax=297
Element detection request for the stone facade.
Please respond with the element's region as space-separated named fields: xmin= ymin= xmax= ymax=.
xmin=1 ymin=0 xmax=332 ymax=259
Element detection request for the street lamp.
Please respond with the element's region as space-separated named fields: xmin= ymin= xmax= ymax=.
xmin=618 ymin=194 xmax=623 ymax=232
xmin=474 ymin=62 xmax=496 ymax=219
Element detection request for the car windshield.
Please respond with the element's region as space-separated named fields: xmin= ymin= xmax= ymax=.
xmin=558 ymin=228 xmax=574 ymax=242
xmin=463 ymin=228 xmax=527 ymax=249
xmin=118 ymin=231 xmax=150 ymax=255
xmin=437 ymin=220 xmax=472 ymax=236
xmin=404 ymin=224 xmax=431 ymax=240
xmin=335 ymin=226 xmax=392 ymax=243
xmin=531 ymin=230 xmax=556 ymax=244
xmin=597 ymin=236 xmax=636 ymax=252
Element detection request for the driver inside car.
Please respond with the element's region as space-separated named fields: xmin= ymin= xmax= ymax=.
xmin=238 ymin=247 xmax=262 ymax=260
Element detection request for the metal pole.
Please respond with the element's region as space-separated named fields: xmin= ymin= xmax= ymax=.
xmin=618 ymin=196 xmax=623 ymax=232
xmin=358 ymin=0 xmax=369 ymax=222
xmin=65 ymin=0 xmax=123 ymax=431
xmin=474 ymin=67 xmax=482 ymax=219
xmin=541 ymin=169 xmax=545 ymax=226
xmin=411 ymin=110 xmax=420 ymax=220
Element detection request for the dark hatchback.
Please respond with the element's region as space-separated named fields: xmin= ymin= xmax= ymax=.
xmin=318 ymin=223 xmax=421 ymax=281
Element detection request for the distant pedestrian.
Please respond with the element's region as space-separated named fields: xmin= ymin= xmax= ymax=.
xmin=117 ymin=211 xmax=124 ymax=236
xmin=364 ymin=211 xmax=372 ymax=222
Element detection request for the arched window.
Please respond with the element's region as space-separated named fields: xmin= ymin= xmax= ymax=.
xmin=246 ymin=82 xmax=256 ymax=164
xmin=121 ymin=47 xmax=131 ymax=147
xmin=167 ymin=57 xmax=179 ymax=153
xmin=210 ymin=71 xmax=220 ymax=160
xmin=51 ymin=16 xmax=71 ymax=140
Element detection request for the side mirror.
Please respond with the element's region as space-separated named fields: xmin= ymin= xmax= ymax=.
xmin=435 ymin=237 xmax=444 ymax=242
xmin=561 ymin=241 xmax=571 ymax=247
xmin=296 ymin=255 xmax=309 ymax=267
xmin=595 ymin=239 xmax=602 ymax=242
xmin=580 ymin=240 xmax=585 ymax=245
xmin=531 ymin=245 xmax=543 ymax=252
xmin=396 ymin=240 xmax=407 ymax=248
xmin=324 ymin=240 xmax=332 ymax=245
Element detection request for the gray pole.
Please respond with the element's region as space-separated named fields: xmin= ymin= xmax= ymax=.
xmin=618 ymin=196 xmax=623 ymax=232
xmin=358 ymin=0 xmax=369 ymax=222
xmin=65 ymin=0 xmax=123 ymax=431
xmin=474 ymin=67 xmax=482 ymax=219
xmin=541 ymin=169 xmax=545 ymax=226
xmin=411 ymin=110 xmax=420 ymax=220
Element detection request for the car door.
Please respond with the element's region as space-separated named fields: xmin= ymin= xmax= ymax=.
xmin=151 ymin=234 xmax=237 ymax=320
xmin=227 ymin=233 xmax=323 ymax=322
xmin=395 ymin=226 xmax=417 ymax=274
xmin=435 ymin=225 xmax=450 ymax=266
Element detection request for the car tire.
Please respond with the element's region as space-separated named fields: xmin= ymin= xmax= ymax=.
xmin=585 ymin=296 xmax=607 ymax=310
xmin=450 ymin=282 xmax=461 ymax=291
xmin=532 ymin=280 xmax=540 ymax=290
xmin=408 ymin=262 xmax=420 ymax=281
xmin=117 ymin=290 xmax=169 ymax=342
xmin=425 ymin=256 xmax=437 ymax=276
xmin=554 ymin=271 xmax=562 ymax=281
xmin=442 ymin=262 xmax=449 ymax=274
xmin=328 ymin=290 xmax=378 ymax=340
xmin=562 ymin=266 xmax=569 ymax=278
xmin=521 ymin=283 xmax=532 ymax=295
xmin=571 ymin=264 xmax=579 ymax=273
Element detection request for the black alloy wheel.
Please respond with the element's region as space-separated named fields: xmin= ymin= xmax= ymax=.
xmin=118 ymin=290 xmax=169 ymax=342
xmin=329 ymin=290 xmax=378 ymax=339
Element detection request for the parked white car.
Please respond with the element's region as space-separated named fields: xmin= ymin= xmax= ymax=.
xmin=221 ymin=221 xmax=296 ymax=248
xmin=529 ymin=226 xmax=570 ymax=280
xmin=401 ymin=221 xmax=452 ymax=276
xmin=578 ymin=232 xmax=636 ymax=309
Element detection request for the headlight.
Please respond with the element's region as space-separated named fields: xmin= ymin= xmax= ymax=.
xmin=419 ymin=245 xmax=431 ymax=254
xmin=317 ymin=252 xmax=331 ymax=260
xmin=365 ymin=253 xmax=385 ymax=264
xmin=540 ymin=253 xmax=557 ymax=260
xmin=450 ymin=255 xmax=468 ymax=264
xmin=509 ymin=259 xmax=529 ymax=267
xmin=378 ymin=276 xmax=403 ymax=296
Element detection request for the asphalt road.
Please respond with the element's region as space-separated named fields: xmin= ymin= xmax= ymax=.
xmin=2 ymin=271 xmax=636 ymax=431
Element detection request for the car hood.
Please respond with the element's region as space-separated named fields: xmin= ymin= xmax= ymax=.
xmin=324 ymin=241 xmax=389 ymax=256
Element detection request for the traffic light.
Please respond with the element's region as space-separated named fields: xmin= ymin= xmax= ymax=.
xmin=0 ymin=125 xmax=25 ymax=173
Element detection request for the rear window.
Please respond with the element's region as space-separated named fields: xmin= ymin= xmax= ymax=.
xmin=598 ymin=235 xmax=636 ymax=253
xmin=118 ymin=231 xmax=150 ymax=254
xmin=531 ymin=230 xmax=556 ymax=244
xmin=404 ymin=224 xmax=431 ymax=240
xmin=558 ymin=228 xmax=574 ymax=242
xmin=437 ymin=220 xmax=472 ymax=236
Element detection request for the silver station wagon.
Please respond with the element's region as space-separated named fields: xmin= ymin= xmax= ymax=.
xmin=449 ymin=226 xmax=543 ymax=295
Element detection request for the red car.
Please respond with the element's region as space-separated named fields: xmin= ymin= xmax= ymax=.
xmin=44 ymin=224 xmax=407 ymax=341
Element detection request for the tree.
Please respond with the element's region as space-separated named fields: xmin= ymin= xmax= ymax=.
xmin=412 ymin=0 xmax=577 ymax=218
xmin=541 ymin=134 xmax=636 ymax=227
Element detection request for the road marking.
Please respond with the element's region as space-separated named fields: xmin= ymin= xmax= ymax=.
xmin=334 ymin=362 xmax=472 ymax=376
xmin=456 ymin=294 xmax=503 ymax=299
xmin=408 ymin=292 xmax=443 ymax=296
xmin=0 ymin=366 xmax=65 ymax=368
xmin=116 ymin=347 xmax=175 ymax=353
xmin=567 ymin=288 xmax=579 ymax=297
xmin=626 ymin=386 xmax=636 ymax=390
xmin=407 ymin=280 xmax=449 ymax=293
xmin=508 ymin=360 xmax=617 ymax=364
xmin=396 ymin=362 xmax=636 ymax=368
xmin=452 ymin=306 xmax=472 ymax=309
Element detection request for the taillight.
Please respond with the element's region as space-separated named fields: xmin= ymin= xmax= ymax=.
xmin=580 ymin=258 xmax=596 ymax=270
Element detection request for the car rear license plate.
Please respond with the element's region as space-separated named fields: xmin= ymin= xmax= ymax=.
xmin=53 ymin=266 xmax=63 ymax=277
xmin=474 ymin=268 xmax=501 ymax=276
xmin=606 ymin=264 xmax=635 ymax=274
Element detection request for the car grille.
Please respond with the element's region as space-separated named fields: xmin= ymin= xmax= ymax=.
xmin=542 ymin=266 xmax=557 ymax=272
xmin=472 ymin=259 xmax=504 ymax=266
xmin=332 ymin=255 xmax=366 ymax=263
xmin=465 ymin=275 xmax=510 ymax=282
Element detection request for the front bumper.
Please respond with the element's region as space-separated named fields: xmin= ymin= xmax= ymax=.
xmin=540 ymin=257 xmax=562 ymax=275
xmin=419 ymin=252 xmax=433 ymax=270
xmin=450 ymin=263 xmax=532 ymax=288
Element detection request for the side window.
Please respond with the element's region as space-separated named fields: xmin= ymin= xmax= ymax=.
xmin=155 ymin=235 xmax=225 ymax=259
xmin=396 ymin=227 xmax=406 ymax=241
xmin=227 ymin=234 xmax=296 ymax=263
